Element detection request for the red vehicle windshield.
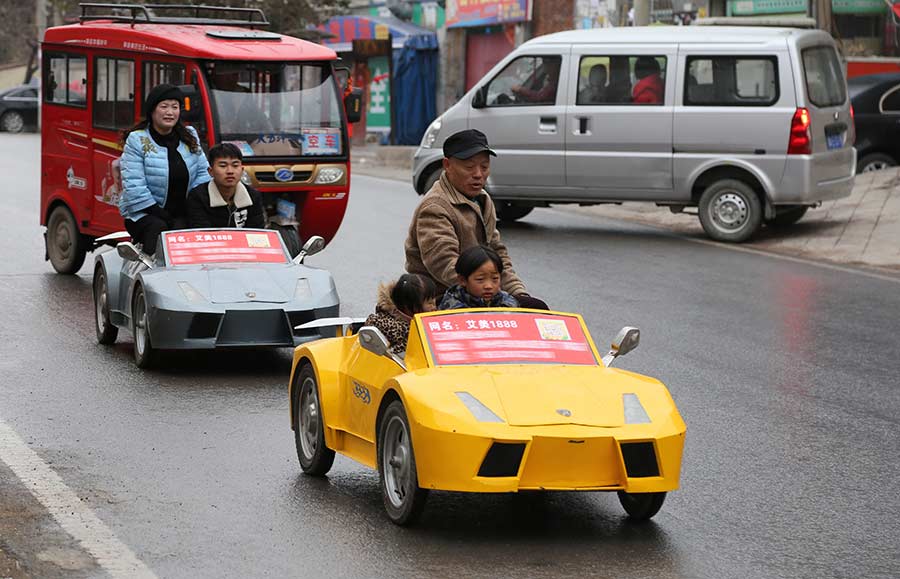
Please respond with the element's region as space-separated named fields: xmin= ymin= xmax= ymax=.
xmin=163 ymin=230 xmax=289 ymax=266
xmin=420 ymin=311 xmax=599 ymax=366
xmin=205 ymin=61 xmax=343 ymax=158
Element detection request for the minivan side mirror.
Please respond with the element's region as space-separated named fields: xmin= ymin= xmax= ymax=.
xmin=471 ymin=86 xmax=486 ymax=109
xmin=293 ymin=235 xmax=326 ymax=264
xmin=602 ymin=326 xmax=640 ymax=367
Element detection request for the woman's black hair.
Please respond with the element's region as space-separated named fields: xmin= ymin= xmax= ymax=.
xmin=120 ymin=118 xmax=201 ymax=153
xmin=455 ymin=245 xmax=504 ymax=278
xmin=391 ymin=273 xmax=436 ymax=316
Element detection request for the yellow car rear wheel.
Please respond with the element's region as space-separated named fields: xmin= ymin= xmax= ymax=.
xmin=378 ymin=400 xmax=428 ymax=526
xmin=293 ymin=364 xmax=335 ymax=476
xmin=617 ymin=491 xmax=666 ymax=521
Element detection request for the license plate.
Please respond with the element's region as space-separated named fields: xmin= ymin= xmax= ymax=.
xmin=826 ymin=133 xmax=844 ymax=150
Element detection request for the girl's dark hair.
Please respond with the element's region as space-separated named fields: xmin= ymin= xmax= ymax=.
xmin=391 ymin=274 xmax=437 ymax=316
xmin=120 ymin=119 xmax=201 ymax=153
xmin=455 ymin=245 xmax=503 ymax=278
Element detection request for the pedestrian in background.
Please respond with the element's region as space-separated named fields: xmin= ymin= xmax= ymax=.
xmin=405 ymin=129 xmax=548 ymax=310
xmin=119 ymin=84 xmax=210 ymax=254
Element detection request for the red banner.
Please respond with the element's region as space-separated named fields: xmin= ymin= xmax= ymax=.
xmin=421 ymin=311 xmax=598 ymax=366
xmin=164 ymin=230 xmax=288 ymax=265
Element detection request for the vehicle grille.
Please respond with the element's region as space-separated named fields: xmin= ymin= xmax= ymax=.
xmin=254 ymin=171 xmax=313 ymax=184
xmin=478 ymin=442 xmax=526 ymax=477
xmin=216 ymin=309 xmax=292 ymax=346
xmin=620 ymin=442 xmax=660 ymax=478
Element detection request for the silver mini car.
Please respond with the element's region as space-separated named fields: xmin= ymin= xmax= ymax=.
xmin=413 ymin=26 xmax=856 ymax=242
xmin=92 ymin=229 xmax=340 ymax=368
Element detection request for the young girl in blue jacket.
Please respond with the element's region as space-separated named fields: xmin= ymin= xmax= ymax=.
xmin=119 ymin=84 xmax=210 ymax=254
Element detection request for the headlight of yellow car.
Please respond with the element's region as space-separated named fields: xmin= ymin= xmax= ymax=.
xmin=455 ymin=392 xmax=504 ymax=423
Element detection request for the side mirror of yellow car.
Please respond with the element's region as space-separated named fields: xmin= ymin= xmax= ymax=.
xmin=359 ymin=326 xmax=407 ymax=370
xmin=602 ymin=326 xmax=640 ymax=367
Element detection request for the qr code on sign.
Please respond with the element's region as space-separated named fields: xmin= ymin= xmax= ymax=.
xmin=535 ymin=318 xmax=571 ymax=341
xmin=246 ymin=234 xmax=271 ymax=248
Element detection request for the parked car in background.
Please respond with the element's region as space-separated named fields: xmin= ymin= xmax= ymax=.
xmin=850 ymin=73 xmax=900 ymax=173
xmin=0 ymin=84 xmax=38 ymax=133
xmin=413 ymin=26 xmax=856 ymax=243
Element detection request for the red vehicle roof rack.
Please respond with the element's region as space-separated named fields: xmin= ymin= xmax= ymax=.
xmin=78 ymin=3 xmax=270 ymax=28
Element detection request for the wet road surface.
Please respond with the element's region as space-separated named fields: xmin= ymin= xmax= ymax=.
xmin=1 ymin=134 xmax=899 ymax=578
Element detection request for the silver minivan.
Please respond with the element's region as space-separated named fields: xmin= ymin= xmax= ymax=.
xmin=412 ymin=26 xmax=856 ymax=242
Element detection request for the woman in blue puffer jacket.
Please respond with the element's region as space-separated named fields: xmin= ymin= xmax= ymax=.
xmin=119 ymin=84 xmax=210 ymax=254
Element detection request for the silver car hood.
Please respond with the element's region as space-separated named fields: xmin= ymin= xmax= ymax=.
xmin=207 ymin=267 xmax=290 ymax=304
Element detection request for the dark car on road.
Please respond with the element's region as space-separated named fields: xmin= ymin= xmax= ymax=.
xmin=0 ymin=84 xmax=38 ymax=133
xmin=850 ymin=73 xmax=900 ymax=173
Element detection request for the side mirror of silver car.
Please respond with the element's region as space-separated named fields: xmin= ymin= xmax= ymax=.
xmin=116 ymin=242 xmax=154 ymax=268
xmin=293 ymin=235 xmax=326 ymax=264
xmin=602 ymin=326 xmax=640 ymax=367
xmin=358 ymin=326 xmax=406 ymax=370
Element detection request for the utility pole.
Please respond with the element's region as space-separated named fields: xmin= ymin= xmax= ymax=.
xmin=811 ymin=0 xmax=833 ymax=34
xmin=634 ymin=0 xmax=650 ymax=26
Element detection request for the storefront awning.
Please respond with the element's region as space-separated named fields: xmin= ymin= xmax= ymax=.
xmin=318 ymin=15 xmax=436 ymax=53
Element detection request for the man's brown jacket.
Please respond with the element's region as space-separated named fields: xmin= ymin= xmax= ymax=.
xmin=404 ymin=172 xmax=526 ymax=296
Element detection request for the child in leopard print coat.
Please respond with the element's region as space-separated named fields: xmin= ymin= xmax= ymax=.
xmin=365 ymin=274 xmax=436 ymax=355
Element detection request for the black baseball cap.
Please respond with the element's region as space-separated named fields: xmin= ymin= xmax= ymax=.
xmin=442 ymin=129 xmax=497 ymax=160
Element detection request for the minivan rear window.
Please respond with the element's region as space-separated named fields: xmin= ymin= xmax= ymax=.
xmin=802 ymin=46 xmax=846 ymax=108
xmin=685 ymin=56 xmax=778 ymax=106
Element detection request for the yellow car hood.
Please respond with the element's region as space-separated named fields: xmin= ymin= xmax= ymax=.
xmin=445 ymin=365 xmax=651 ymax=428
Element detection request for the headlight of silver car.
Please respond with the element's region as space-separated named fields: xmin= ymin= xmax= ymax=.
xmin=455 ymin=391 xmax=504 ymax=423
xmin=421 ymin=117 xmax=442 ymax=148
xmin=294 ymin=278 xmax=312 ymax=300
xmin=314 ymin=167 xmax=344 ymax=184
xmin=177 ymin=281 xmax=206 ymax=303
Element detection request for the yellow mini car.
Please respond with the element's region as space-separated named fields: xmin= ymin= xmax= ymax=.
xmin=289 ymin=309 xmax=686 ymax=525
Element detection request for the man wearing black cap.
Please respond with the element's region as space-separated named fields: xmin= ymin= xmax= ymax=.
xmin=405 ymin=129 xmax=547 ymax=309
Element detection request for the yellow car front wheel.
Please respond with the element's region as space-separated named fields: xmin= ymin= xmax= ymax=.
xmin=378 ymin=401 xmax=428 ymax=526
xmin=293 ymin=365 xmax=335 ymax=476
xmin=618 ymin=491 xmax=666 ymax=521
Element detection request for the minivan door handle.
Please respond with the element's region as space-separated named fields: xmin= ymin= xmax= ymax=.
xmin=538 ymin=116 xmax=557 ymax=135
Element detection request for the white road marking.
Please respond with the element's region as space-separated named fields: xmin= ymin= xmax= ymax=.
xmin=0 ymin=419 xmax=157 ymax=579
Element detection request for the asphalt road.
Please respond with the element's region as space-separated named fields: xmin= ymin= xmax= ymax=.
xmin=1 ymin=133 xmax=899 ymax=579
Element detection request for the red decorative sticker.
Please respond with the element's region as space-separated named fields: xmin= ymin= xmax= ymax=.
xmin=164 ymin=230 xmax=288 ymax=265
xmin=420 ymin=311 xmax=598 ymax=366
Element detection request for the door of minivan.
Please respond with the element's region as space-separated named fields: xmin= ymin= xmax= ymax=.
xmin=468 ymin=48 xmax=569 ymax=198
xmin=564 ymin=45 xmax=676 ymax=199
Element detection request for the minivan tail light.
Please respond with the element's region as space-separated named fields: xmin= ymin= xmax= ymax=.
xmin=788 ymin=108 xmax=811 ymax=155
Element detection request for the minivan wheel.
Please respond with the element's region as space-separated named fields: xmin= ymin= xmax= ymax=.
xmin=1 ymin=111 xmax=25 ymax=133
xmin=858 ymin=153 xmax=896 ymax=174
xmin=420 ymin=167 xmax=442 ymax=195
xmin=496 ymin=202 xmax=534 ymax=222
xmin=698 ymin=179 xmax=762 ymax=243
